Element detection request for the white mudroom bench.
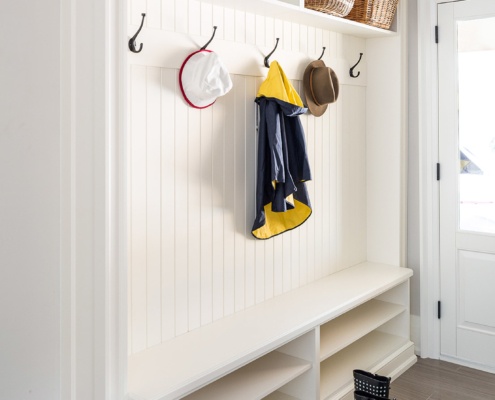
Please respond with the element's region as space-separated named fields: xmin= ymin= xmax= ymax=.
xmin=128 ymin=262 xmax=416 ymax=400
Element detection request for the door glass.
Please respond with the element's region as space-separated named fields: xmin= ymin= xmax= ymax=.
xmin=458 ymin=18 xmax=495 ymax=234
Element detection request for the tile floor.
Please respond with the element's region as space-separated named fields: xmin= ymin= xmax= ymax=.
xmin=389 ymin=358 xmax=495 ymax=400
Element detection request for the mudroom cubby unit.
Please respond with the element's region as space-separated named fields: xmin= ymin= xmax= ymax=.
xmin=127 ymin=0 xmax=411 ymax=398
xmin=319 ymin=282 xmax=413 ymax=399
xmin=127 ymin=263 xmax=414 ymax=400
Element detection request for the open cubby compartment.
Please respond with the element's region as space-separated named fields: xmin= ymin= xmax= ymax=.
xmin=319 ymin=299 xmax=406 ymax=362
xmin=319 ymin=330 xmax=413 ymax=400
xmin=183 ymin=330 xmax=317 ymax=400
xmin=318 ymin=280 xmax=414 ymax=400
xmin=373 ymin=281 xmax=411 ymax=339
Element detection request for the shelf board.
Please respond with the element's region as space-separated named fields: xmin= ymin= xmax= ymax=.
xmin=263 ymin=391 xmax=300 ymax=400
xmin=197 ymin=0 xmax=396 ymax=38
xmin=183 ymin=351 xmax=311 ymax=400
xmin=320 ymin=300 xmax=405 ymax=361
xmin=320 ymin=331 xmax=410 ymax=400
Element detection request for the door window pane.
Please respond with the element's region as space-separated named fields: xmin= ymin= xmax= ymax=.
xmin=458 ymin=18 xmax=495 ymax=234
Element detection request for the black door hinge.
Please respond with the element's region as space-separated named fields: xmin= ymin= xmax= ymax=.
xmin=435 ymin=26 xmax=439 ymax=43
xmin=437 ymin=163 xmax=440 ymax=180
xmin=437 ymin=301 xmax=441 ymax=319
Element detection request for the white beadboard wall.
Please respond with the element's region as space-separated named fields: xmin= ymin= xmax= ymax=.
xmin=128 ymin=0 xmax=367 ymax=354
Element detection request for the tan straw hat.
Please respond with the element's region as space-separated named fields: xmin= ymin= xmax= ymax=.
xmin=303 ymin=60 xmax=339 ymax=117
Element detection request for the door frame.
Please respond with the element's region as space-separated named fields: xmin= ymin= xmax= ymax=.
xmin=417 ymin=0 xmax=495 ymax=370
xmin=417 ymin=0 xmax=445 ymax=361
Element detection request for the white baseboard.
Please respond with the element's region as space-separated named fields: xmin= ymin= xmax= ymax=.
xmin=440 ymin=354 xmax=495 ymax=375
xmin=410 ymin=314 xmax=421 ymax=356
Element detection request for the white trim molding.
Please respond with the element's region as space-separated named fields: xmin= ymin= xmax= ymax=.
xmin=60 ymin=0 xmax=127 ymax=398
xmin=417 ymin=0 xmax=442 ymax=359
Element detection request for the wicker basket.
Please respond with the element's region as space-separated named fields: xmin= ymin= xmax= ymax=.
xmin=345 ymin=0 xmax=399 ymax=30
xmin=305 ymin=0 xmax=355 ymax=17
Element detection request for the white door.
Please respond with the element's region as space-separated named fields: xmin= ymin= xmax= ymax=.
xmin=439 ymin=0 xmax=495 ymax=371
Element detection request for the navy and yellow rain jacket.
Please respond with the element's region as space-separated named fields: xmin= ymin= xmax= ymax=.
xmin=251 ymin=61 xmax=312 ymax=240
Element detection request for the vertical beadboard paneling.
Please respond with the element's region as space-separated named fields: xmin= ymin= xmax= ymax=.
xmin=315 ymin=28 xmax=323 ymax=58
xmin=147 ymin=0 xmax=161 ymax=29
xmin=292 ymin=23 xmax=300 ymax=53
xmin=274 ymin=19 xmax=283 ymax=42
xmin=255 ymin=15 xmax=265 ymax=47
xmin=130 ymin=65 xmax=147 ymax=354
xmin=128 ymin=1 xmax=369 ymax=352
xmin=224 ymin=8 xmax=235 ymax=41
xmin=188 ymin=0 xmax=201 ymax=36
xmin=273 ymin=235 xmax=283 ymax=297
xmin=264 ymin=238 xmax=274 ymax=300
xmin=328 ymin=89 xmax=338 ymax=276
xmin=212 ymin=6 xmax=224 ymax=40
xmin=335 ymin=83 xmax=344 ymax=269
xmin=200 ymin=106 xmax=214 ymax=326
xmin=200 ymin=2 xmax=213 ymax=38
xmin=233 ymin=75 xmax=246 ymax=312
xmin=162 ymin=0 xmax=175 ymax=31
xmin=306 ymin=113 xmax=316 ymax=284
xmin=187 ymin=107 xmax=202 ymax=331
xmin=283 ymin=21 xmax=292 ymax=51
xmin=321 ymin=105 xmax=331 ymax=278
xmin=222 ymin=83 xmax=236 ymax=317
xmin=245 ymin=76 xmax=257 ymax=308
xmin=299 ymin=24 xmax=308 ymax=54
xmin=175 ymin=0 xmax=188 ymax=33
xmin=282 ymin=228 xmax=291 ymax=293
xmin=131 ymin=0 xmax=146 ymax=25
xmin=246 ymin=13 xmax=256 ymax=46
xmin=307 ymin=26 xmax=316 ymax=58
xmin=313 ymin=114 xmax=323 ymax=280
xmin=174 ymin=79 xmax=189 ymax=337
xmin=161 ymin=69 xmax=176 ymax=342
xmin=265 ymin=17 xmax=274 ymax=48
xmin=291 ymin=220 xmax=301 ymax=290
xmin=146 ymin=67 xmax=162 ymax=348
xmin=234 ymin=10 xmax=245 ymax=44
xmin=211 ymin=96 xmax=226 ymax=322
xmin=298 ymin=88 xmax=309 ymax=287
xmin=341 ymin=87 xmax=352 ymax=268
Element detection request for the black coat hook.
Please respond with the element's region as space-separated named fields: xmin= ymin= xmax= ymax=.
xmin=318 ymin=47 xmax=326 ymax=61
xmin=350 ymin=52 xmax=363 ymax=78
xmin=201 ymin=26 xmax=218 ymax=50
xmin=129 ymin=13 xmax=146 ymax=53
xmin=264 ymin=38 xmax=280 ymax=68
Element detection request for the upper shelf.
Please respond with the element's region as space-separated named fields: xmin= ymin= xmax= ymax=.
xmin=199 ymin=0 xmax=398 ymax=38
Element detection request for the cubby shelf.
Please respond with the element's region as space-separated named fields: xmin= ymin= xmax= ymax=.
xmin=183 ymin=351 xmax=311 ymax=400
xmin=320 ymin=331 xmax=412 ymax=400
xmin=198 ymin=0 xmax=398 ymax=38
xmin=264 ymin=392 xmax=300 ymax=400
xmin=320 ymin=300 xmax=406 ymax=362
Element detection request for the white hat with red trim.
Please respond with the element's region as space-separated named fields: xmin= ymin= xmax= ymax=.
xmin=179 ymin=50 xmax=233 ymax=109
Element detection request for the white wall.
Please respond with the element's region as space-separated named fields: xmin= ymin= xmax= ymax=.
xmin=407 ymin=0 xmax=421 ymax=317
xmin=1 ymin=1 xmax=125 ymax=399
xmin=127 ymin=0 xmax=371 ymax=354
xmin=0 ymin=1 xmax=61 ymax=398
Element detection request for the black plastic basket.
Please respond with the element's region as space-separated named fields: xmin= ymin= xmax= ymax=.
xmin=353 ymin=369 xmax=391 ymax=398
